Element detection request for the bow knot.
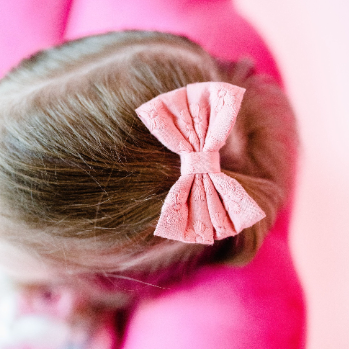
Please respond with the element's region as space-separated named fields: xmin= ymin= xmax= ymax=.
xmin=180 ymin=152 xmax=220 ymax=175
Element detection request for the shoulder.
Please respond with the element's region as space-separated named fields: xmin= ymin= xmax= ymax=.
xmin=122 ymin=232 xmax=306 ymax=349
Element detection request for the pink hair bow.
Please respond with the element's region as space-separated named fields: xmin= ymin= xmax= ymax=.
xmin=136 ymin=82 xmax=265 ymax=244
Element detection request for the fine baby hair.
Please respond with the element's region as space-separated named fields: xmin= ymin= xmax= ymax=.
xmin=0 ymin=31 xmax=297 ymax=300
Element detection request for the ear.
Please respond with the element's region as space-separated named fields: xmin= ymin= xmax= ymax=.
xmin=215 ymin=57 xmax=256 ymax=86
xmin=219 ymin=112 xmax=246 ymax=173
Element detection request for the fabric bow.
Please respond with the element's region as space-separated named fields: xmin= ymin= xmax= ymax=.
xmin=136 ymin=82 xmax=265 ymax=244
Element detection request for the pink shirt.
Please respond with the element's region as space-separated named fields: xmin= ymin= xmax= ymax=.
xmin=0 ymin=0 xmax=282 ymax=83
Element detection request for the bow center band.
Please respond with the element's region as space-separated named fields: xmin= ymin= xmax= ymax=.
xmin=180 ymin=152 xmax=221 ymax=175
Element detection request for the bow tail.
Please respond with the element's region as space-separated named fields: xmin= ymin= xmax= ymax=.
xmin=154 ymin=173 xmax=265 ymax=244
xmin=209 ymin=173 xmax=266 ymax=234
xmin=154 ymin=175 xmax=202 ymax=243
xmin=185 ymin=174 xmax=215 ymax=244
xmin=202 ymin=174 xmax=238 ymax=240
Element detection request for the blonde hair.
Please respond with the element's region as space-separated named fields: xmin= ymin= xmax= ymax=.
xmin=0 ymin=31 xmax=297 ymax=289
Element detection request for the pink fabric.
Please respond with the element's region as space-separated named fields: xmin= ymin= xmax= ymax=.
xmin=0 ymin=0 xmax=282 ymax=85
xmin=64 ymin=0 xmax=282 ymax=84
xmin=122 ymin=214 xmax=306 ymax=349
xmin=136 ymin=82 xmax=265 ymax=244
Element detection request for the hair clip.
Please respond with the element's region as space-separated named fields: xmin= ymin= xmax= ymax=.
xmin=136 ymin=82 xmax=265 ymax=244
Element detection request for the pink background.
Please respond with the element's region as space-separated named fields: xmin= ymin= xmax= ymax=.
xmin=236 ymin=0 xmax=349 ymax=348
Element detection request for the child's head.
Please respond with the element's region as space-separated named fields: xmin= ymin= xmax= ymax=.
xmin=0 ymin=31 xmax=297 ymax=290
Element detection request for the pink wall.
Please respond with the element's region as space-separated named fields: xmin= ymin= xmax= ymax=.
xmin=236 ymin=1 xmax=349 ymax=348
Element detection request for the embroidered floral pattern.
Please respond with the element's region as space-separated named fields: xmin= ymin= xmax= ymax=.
xmin=178 ymin=113 xmax=198 ymax=147
xmin=135 ymin=82 xmax=265 ymax=244
xmin=203 ymin=175 xmax=214 ymax=196
xmin=215 ymin=86 xmax=237 ymax=113
xmin=184 ymin=228 xmax=195 ymax=242
xmin=193 ymin=220 xmax=207 ymax=240
xmin=213 ymin=175 xmax=243 ymax=201
xmin=212 ymin=212 xmax=228 ymax=236
xmin=139 ymin=100 xmax=165 ymax=131
xmin=165 ymin=210 xmax=184 ymax=225
xmin=193 ymin=175 xmax=206 ymax=201
xmin=166 ymin=189 xmax=185 ymax=211
xmin=190 ymin=103 xmax=206 ymax=140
